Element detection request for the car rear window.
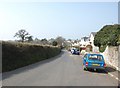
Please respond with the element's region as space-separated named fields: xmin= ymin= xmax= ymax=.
xmin=75 ymin=49 xmax=79 ymax=51
xmin=88 ymin=55 xmax=103 ymax=61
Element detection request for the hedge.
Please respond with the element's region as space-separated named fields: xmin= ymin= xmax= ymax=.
xmin=2 ymin=41 xmax=61 ymax=72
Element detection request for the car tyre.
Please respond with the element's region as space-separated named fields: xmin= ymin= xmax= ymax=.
xmin=83 ymin=65 xmax=87 ymax=71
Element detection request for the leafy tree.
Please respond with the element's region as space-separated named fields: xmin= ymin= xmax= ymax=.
xmin=94 ymin=24 xmax=120 ymax=52
xmin=117 ymin=28 xmax=120 ymax=45
xmin=14 ymin=29 xmax=31 ymax=42
xmin=52 ymin=41 xmax=58 ymax=46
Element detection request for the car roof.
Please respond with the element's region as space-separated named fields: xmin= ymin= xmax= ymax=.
xmin=86 ymin=53 xmax=103 ymax=56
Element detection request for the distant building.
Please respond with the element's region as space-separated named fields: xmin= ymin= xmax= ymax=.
xmin=79 ymin=37 xmax=89 ymax=49
xmin=81 ymin=36 xmax=89 ymax=42
xmin=67 ymin=32 xmax=99 ymax=52
xmin=66 ymin=40 xmax=72 ymax=47
xmin=79 ymin=32 xmax=99 ymax=52
xmin=71 ymin=40 xmax=80 ymax=47
xmin=89 ymin=32 xmax=99 ymax=52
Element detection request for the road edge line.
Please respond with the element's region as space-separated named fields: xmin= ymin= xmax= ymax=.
xmin=107 ymin=72 xmax=120 ymax=82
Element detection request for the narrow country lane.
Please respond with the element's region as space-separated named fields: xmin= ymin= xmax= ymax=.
xmin=2 ymin=50 xmax=118 ymax=86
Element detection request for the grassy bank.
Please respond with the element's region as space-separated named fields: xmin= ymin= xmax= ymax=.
xmin=2 ymin=41 xmax=61 ymax=72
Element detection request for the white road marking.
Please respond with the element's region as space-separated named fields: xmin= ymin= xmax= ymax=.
xmin=70 ymin=53 xmax=120 ymax=82
xmin=116 ymin=78 xmax=118 ymax=80
xmin=108 ymin=72 xmax=120 ymax=81
xmin=110 ymin=74 xmax=114 ymax=77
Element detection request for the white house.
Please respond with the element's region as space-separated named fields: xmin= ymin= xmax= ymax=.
xmin=80 ymin=36 xmax=90 ymax=48
xmin=79 ymin=32 xmax=99 ymax=52
xmin=89 ymin=32 xmax=99 ymax=52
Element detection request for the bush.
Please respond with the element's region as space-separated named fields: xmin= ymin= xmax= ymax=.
xmin=2 ymin=41 xmax=61 ymax=72
xmin=99 ymin=45 xmax=107 ymax=52
xmin=94 ymin=24 xmax=120 ymax=52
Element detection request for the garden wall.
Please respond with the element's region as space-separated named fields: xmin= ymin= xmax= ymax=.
xmin=101 ymin=46 xmax=119 ymax=71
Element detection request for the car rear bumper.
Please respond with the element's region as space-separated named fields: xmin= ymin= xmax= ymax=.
xmin=72 ymin=52 xmax=79 ymax=55
xmin=86 ymin=66 xmax=105 ymax=70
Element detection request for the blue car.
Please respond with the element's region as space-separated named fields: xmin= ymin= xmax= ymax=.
xmin=83 ymin=53 xmax=106 ymax=71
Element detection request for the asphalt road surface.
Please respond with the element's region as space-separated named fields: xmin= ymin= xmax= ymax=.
xmin=2 ymin=50 xmax=118 ymax=86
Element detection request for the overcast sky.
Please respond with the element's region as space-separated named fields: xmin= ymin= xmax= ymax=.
xmin=0 ymin=2 xmax=118 ymax=40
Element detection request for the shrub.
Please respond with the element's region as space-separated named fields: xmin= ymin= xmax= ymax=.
xmin=94 ymin=24 xmax=120 ymax=52
xmin=99 ymin=45 xmax=107 ymax=52
xmin=2 ymin=41 xmax=61 ymax=72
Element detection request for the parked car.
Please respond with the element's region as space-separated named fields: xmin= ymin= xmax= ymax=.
xmin=70 ymin=48 xmax=74 ymax=53
xmin=71 ymin=48 xmax=80 ymax=55
xmin=83 ymin=53 xmax=106 ymax=71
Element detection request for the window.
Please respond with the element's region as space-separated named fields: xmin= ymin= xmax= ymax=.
xmin=88 ymin=55 xmax=103 ymax=61
xmin=84 ymin=54 xmax=87 ymax=59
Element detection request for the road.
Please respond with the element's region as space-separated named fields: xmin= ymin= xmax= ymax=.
xmin=2 ymin=50 xmax=118 ymax=86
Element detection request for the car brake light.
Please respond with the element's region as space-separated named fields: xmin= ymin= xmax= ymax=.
xmin=104 ymin=63 xmax=106 ymax=67
xmin=86 ymin=62 xmax=88 ymax=66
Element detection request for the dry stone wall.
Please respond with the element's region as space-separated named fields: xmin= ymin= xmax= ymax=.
xmin=101 ymin=46 xmax=119 ymax=71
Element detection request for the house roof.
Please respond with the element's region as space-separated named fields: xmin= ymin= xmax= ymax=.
xmin=81 ymin=36 xmax=89 ymax=39
xmin=81 ymin=36 xmax=89 ymax=41
xmin=91 ymin=32 xmax=97 ymax=37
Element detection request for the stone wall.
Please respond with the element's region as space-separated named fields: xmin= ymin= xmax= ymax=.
xmin=118 ymin=45 xmax=120 ymax=71
xmin=101 ymin=46 xmax=119 ymax=71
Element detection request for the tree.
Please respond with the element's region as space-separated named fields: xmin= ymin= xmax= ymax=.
xmin=67 ymin=39 xmax=72 ymax=42
xmin=94 ymin=24 xmax=120 ymax=52
xmin=94 ymin=32 xmax=102 ymax=48
xmin=14 ymin=29 xmax=31 ymax=42
xmin=48 ymin=38 xmax=55 ymax=45
xmin=94 ymin=24 xmax=120 ymax=46
xmin=41 ymin=38 xmax=48 ymax=45
xmin=56 ymin=36 xmax=65 ymax=46
xmin=33 ymin=38 xmax=41 ymax=44
xmin=52 ymin=41 xmax=58 ymax=46
xmin=26 ymin=36 xmax=33 ymax=42
xmin=117 ymin=28 xmax=120 ymax=45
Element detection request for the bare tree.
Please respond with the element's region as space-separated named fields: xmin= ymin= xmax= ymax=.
xmin=41 ymin=38 xmax=48 ymax=45
xmin=56 ymin=36 xmax=66 ymax=48
xmin=14 ymin=29 xmax=31 ymax=42
xmin=26 ymin=36 xmax=33 ymax=42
